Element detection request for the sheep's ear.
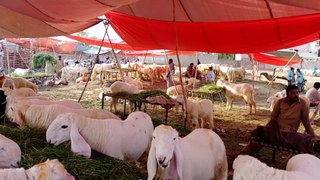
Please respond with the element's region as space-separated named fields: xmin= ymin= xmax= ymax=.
xmin=70 ymin=125 xmax=91 ymax=158
xmin=174 ymin=143 xmax=183 ymax=179
xmin=15 ymin=108 xmax=25 ymax=126
xmin=147 ymin=139 xmax=157 ymax=180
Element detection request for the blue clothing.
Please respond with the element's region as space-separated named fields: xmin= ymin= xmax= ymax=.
xmin=296 ymin=71 xmax=304 ymax=84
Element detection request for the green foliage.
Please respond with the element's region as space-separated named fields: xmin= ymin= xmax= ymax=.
xmin=111 ymin=90 xmax=171 ymax=102
xmin=199 ymin=83 xmax=222 ymax=93
xmin=32 ymin=53 xmax=56 ymax=69
xmin=218 ymin=53 xmax=235 ymax=60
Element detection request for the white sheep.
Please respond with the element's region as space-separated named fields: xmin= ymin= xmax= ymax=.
xmin=233 ymin=154 xmax=319 ymax=180
xmin=6 ymin=98 xmax=83 ymax=122
xmin=8 ymin=77 xmax=38 ymax=93
xmin=175 ymin=95 xmax=214 ymax=130
xmin=9 ymin=103 xmax=120 ymax=128
xmin=0 ymin=134 xmax=21 ymax=168
xmin=166 ymin=84 xmax=185 ymax=97
xmin=286 ymin=154 xmax=320 ymax=179
xmin=46 ymin=111 xmax=154 ymax=160
xmin=2 ymin=87 xmax=37 ymax=97
xmin=266 ymin=89 xmax=286 ymax=111
xmin=0 ymin=159 xmax=74 ymax=180
xmin=147 ymin=125 xmax=227 ymax=180
xmin=109 ymin=81 xmax=139 ymax=112
xmin=217 ymin=79 xmax=256 ymax=114
xmin=123 ymin=76 xmax=143 ymax=89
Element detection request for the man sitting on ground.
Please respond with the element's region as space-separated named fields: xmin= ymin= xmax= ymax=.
xmin=306 ymin=82 xmax=320 ymax=107
xmin=239 ymin=85 xmax=320 ymax=156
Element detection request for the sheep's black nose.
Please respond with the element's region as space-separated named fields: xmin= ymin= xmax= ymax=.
xmin=17 ymin=161 xmax=20 ymax=166
xmin=158 ymin=157 xmax=166 ymax=165
xmin=48 ymin=140 xmax=51 ymax=144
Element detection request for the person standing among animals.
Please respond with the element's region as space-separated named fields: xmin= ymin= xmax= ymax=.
xmin=296 ymin=68 xmax=305 ymax=92
xmin=287 ymin=67 xmax=295 ymax=86
xmin=166 ymin=58 xmax=175 ymax=88
xmin=205 ymin=66 xmax=215 ymax=82
xmin=306 ymin=82 xmax=320 ymax=106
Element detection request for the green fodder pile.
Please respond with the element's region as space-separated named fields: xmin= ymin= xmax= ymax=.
xmin=0 ymin=121 xmax=145 ymax=180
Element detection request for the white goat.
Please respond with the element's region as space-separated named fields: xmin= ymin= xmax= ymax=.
xmin=9 ymin=103 xmax=119 ymax=128
xmin=46 ymin=111 xmax=154 ymax=160
xmin=0 ymin=159 xmax=74 ymax=180
xmin=0 ymin=134 xmax=21 ymax=168
xmin=233 ymin=154 xmax=319 ymax=180
xmin=109 ymin=81 xmax=139 ymax=112
xmin=147 ymin=125 xmax=227 ymax=180
xmin=175 ymin=95 xmax=214 ymax=130
xmin=217 ymin=79 xmax=256 ymax=114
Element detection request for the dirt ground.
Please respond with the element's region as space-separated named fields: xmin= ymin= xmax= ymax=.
xmin=38 ymin=71 xmax=320 ymax=178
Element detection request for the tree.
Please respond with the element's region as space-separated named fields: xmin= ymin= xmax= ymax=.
xmin=218 ymin=54 xmax=235 ymax=60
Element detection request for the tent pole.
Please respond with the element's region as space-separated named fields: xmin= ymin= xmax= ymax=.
xmin=105 ymin=22 xmax=124 ymax=81
xmin=172 ymin=0 xmax=189 ymax=129
xmin=78 ymin=19 xmax=108 ymax=103
xmin=5 ymin=39 xmax=10 ymax=75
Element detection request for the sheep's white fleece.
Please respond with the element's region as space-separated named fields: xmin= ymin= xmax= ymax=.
xmin=46 ymin=111 xmax=154 ymax=160
xmin=0 ymin=134 xmax=21 ymax=168
xmin=13 ymin=103 xmax=120 ymax=128
xmin=0 ymin=159 xmax=74 ymax=180
xmin=233 ymin=155 xmax=316 ymax=180
xmin=8 ymin=77 xmax=38 ymax=93
xmin=286 ymin=154 xmax=320 ymax=179
xmin=109 ymin=81 xmax=139 ymax=112
xmin=166 ymin=84 xmax=184 ymax=97
xmin=2 ymin=87 xmax=36 ymax=97
xmin=123 ymin=76 xmax=143 ymax=89
xmin=175 ymin=95 xmax=214 ymax=129
xmin=6 ymin=98 xmax=83 ymax=121
xmin=147 ymin=125 xmax=227 ymax=180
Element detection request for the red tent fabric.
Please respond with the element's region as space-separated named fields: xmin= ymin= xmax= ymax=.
xmin=106 ymin=12 xmax=320 ymax=53
xmin=0 ymin=0 xmax=138 ymax=38
xmin=248 ymin=53 xmax=301 ymax=66
xmin=118 ymin=50 xmax=196 ymax=56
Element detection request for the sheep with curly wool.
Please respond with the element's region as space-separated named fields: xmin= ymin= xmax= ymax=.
xmin=147 ymin=125 xmax=227 ymax=180
xmin=232 ymin=154 xmax=319 ymax=180
xmin=46 ymin=111 xmax=154 ymax=160
xmin=0 ymin=159 xmax=74 ymax=180
xmin=6 ymin=98 xmax=83 ymax=122
xmin=0 ymin=134 xmax=21 ymax=168
xmin=109 ymin=81 xmax=139 ymax=112
xmin=175 ymin=95 xmax=214 ymax=130
xmin=10 ymin=103 xmax=119 ymax=128
xmin=217 ymin=79 xmax=256 ymax=114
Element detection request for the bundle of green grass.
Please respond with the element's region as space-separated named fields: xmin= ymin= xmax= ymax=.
xmin=0 ymin=122 xmax=145 ymax=179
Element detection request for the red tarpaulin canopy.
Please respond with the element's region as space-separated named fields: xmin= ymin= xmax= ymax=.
xmin=248 ymin=52 xmax=301 ymax=66
xmin=106 ymin=12 xmax=320 ymax=53
xmin=0 ymin=0 xmax=139 ymax=38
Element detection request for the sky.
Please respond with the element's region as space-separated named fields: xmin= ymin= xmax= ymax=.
xmin=52 ymin=20 xmax=122 ymax=42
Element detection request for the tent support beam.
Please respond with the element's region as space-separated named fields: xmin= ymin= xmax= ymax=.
xmin=172 ymin=0 xmax=189 ymax=129
xmin=78 ymin=19 xmax=108 ymax=103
